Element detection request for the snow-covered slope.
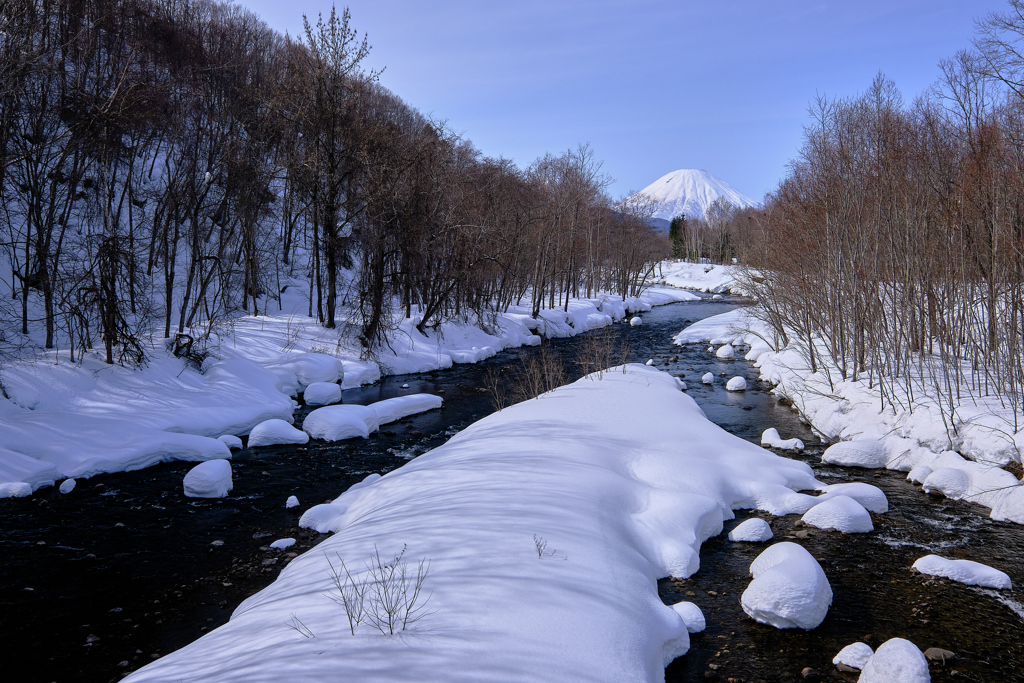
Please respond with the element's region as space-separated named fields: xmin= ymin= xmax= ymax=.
xmin=634 ymin=169 xmax=757 ymax=222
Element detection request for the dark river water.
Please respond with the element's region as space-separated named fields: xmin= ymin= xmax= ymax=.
xmin=2 ymin=297 xmax=1022 ymax=683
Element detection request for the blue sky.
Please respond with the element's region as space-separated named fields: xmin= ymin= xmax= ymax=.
xmin=238 ymin=0 xmax=1010 ymax=201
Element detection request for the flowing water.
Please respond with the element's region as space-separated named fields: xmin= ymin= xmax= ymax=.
xmin=2 ymin=297 xmax=1023 ymax=683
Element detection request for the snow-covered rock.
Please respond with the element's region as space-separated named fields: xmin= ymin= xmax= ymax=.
xmin=741 ymin=542 xmax=832 ymax=629
xmin=59 ymin=478 xmax=76 ymax=494
xmin=907 ymin=466 xmax=932 ymax=484
xmin=269 ymin=538 xmax=295 ymax=550
xmin=303 ymin=382 xmax=342 ymax=406
xmin=303 ymin=404 xmax=379 ymax=441
xmin=285 ymin=495 xmax=299 ymax=509
xmin=0 ymin=481 xmax=32 ymax=498
xmin=912 ymin=554 xmax=1011 ymax=589
xmin=247 ymin=419 xmax=309 ymax=447
xmin=183 ymin=459 xmax=233 ymax=498
xmin=630 ymin=316 xmax=643 ymax=326
xmin=712 ymin=294 xmax=724 ymax=300
xmin=821 ymin=439 xmax=888 ymax=469
xmin=715 ymin=344 xmax=735 ymax=359
xmin=701 ymin=372 xmax=714 ymax=384
xmin=761 ymin=428 xmax=804 ymax=451
xmin=816 ymin=482 xmax=888 ymax=514
xmin=726 ymin=376 xmax=746 ymax=391
xmin=833 ymin=641 xmax=873 ymax=670
xmin=858 ymin=638 xmax=930 ymax=683
xmin=922 ymin=468 xmax=970 ymax=499
xmin=801 ymin=495 xmax=873 ymax=533
xmin=671 ymin=601 xmax=706 ymax=633
xmin=370 ymin=394 xmax=443 ymax=424
xmin=645 ymin=359 xmax=655 ymax=366
xmin=217 ymin=435 xmax=243 ymax=450
xmin=728 ymin=518 xmax=773 ymax=542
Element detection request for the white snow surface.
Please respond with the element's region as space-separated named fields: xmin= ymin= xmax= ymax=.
xmin=833 ymin=642 xmax=873 ymax=669
xmin=655 ymin=261 xmax=746 ymax=294
xmin=715 ymin=344 xmax=735 ymax=360
xmin=302 ymin=382 xmax=342 ymax=406
xmin=701 ymin=372 xmax=714 ymax=384
xmin=246 ymin=419 xmax=309 ymax=447
xmin=857 ymin=638 xmax=930 ymax=683
xmin=269 ymin=538 xmax=295 ymax=550
xmin=912 ymin=554 xmax=1011 ymax=589
xmin=908 ymin=466 xmax=932 ymax=484
xmin=815 ymin=483 xmax=888 ymax=514
xmin=726 ymin=376 xmax=746 ymax=391
xmin=740 ymin=542 xmax=832 ymax=630
xmin=671 ymin=602 xmax=706 ymax=633
xmin=183 ymin=459 xmax=232 ymax=498
xmin=0 ymin=284 xmax=693 ymax=492
xmin=630 ymin=316 xmax=643 ymax=326
xmin=59 ymin=478 xmax=76 ymax=494
xmin=217 ymin=435 xmax=243 ymax=450
xmin=761 ymin=428 xmax=804 ymax=451
xmin=674 ymin=307 xmax=1024 ymax=525
xmin=801 ymin=495 xmax=873 ymax=533
xmin=728 ymin=518 xmax=773 ymax=542
xmin=0 ymin=481 xmax=32 ymax=497
xmin=631 ymin=169 xmax=757 ymax=222
xmin=285 ymin=495 xmax=299 ymax=509
xmin=302 ymin=395 xmax=442 ymax=442
xmin=124 ymin=365 xmax=829 ymax=683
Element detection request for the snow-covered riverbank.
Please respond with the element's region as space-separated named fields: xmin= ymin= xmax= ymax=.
xmin=123 ymin=364 xmax=826 ymax=683
xmin=0 ymin=285 xmax=695 ymax=494
xmin=676 ymin=308 xmax=1024 ymax=524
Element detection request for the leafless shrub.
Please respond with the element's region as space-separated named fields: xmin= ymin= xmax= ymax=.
xmin=326 ymin=545 xmax=432 ymax=636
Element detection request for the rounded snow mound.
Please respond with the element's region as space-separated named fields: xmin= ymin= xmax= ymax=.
xmin=858 ymin=638 xmax=930 ymax=683
xmin=303 ymin=382 xmax=342 ymax=406
xmin=269 ymin=538 xmax=295 ymax=549
xmin=715 ymin=344 xmax=735 ymax=359
xmin=922 ymin=468 xmax=969 ymax=499
xmin=59 ymin=478 xmax=76 ymax=494
xmin=183 ymin=459 xmax=232 ymax=498
xmin=907 ymin=465 xmax=932 ymax=484
xmin=817 ymin=482 xmax=888 ymax=514
xmin=740 ymin=542 xmax=832 ymax=629
xmin=912 ymin=554 xmax=1011 ymax=589
xmin=303 ymin=404 xmax=379 ymax=441
xmin=285 ymin=495 xmax=299 ymax=509
xmin=801 ymin=495 xmax=873 ymax=533
xmin=671 ymin=601 xmax=706 ymax=633
xmin=821 ymin=439 xmax=888 ymax=468
xmin=761 ymin=428 xmax=804 ymax=451
xmin=701 ymin=372 xmax=714 ymax=384
xmin=248 ymin=419 xmax=309 ymax=447
xmin=833 ymin=641 xmax=873 ymax=670
xmin=726 ymin=376 xmax=746 ymax=391
xmin=217 ymin=434 xmax=243 ymax=450
xmin=728 ymin=518 xmax=773 ymax=542
xmin=630 ymin=316 xmax=643 ymax=326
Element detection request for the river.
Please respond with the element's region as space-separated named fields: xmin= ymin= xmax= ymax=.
xmin=2 ymin=297 xmax=1022 ymax=682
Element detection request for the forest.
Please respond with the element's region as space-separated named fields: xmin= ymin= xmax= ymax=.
xmin=0 ymin=0 xmax=668 ymax=367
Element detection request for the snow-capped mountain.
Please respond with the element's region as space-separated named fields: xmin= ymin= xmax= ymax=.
xmin=633 ymin=169 xmax=757 ymax=222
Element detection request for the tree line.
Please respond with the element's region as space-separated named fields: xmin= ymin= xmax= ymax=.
xmin=744 ymin=1 xmax=1024 ymax=434
xmin=0 ymin=0 xmax=667 ymax=365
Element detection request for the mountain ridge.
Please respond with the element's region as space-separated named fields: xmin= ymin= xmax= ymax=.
xmin=632 ymin=168 xmax=758 ymax=222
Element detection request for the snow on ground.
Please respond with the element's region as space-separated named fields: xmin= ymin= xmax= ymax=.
xmin=652 ymin=260 xmax=747 ymax=295
xmin=912 ymin=555 xmax=1012 ymax=589
xmin=0 ymin=283 xmax=692 ymax=492
xmin=675 ymin=307 xmax=1024 ymax=525
xmin=124 ymin=364 xmax=832 ymax=683
xmin=740 ymin=542 xmax=832 ymax=629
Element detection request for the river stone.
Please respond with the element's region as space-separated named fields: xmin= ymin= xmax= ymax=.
xmin=725 ymin=376 xmax=746 ymax=391
xmin=629 ymin=316 xmax=642 ymax=326
xmin=715 ymin=344 xmax=735 ymax=359
xmin=702 ymin=372 xmax=714 ymax=384
xmin=858 ymin=638 xmax=930 ymax=683
xmin=923 ymin=647 xmax=955 ymax=663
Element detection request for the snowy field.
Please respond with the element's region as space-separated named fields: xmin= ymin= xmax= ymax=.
xmin=676 ymin=308 xmax=1024 ymax=525
xmin=651 ymin=260 xmax=747 ymax=295
xmin=123 ymin=364 xmax=836 ymax=683
xmin=0 ymin=283 xmax=696 ymax=494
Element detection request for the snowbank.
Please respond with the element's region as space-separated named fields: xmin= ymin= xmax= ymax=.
xmin=728 ymin=518 xmax=773 ymax=542
xmin=822 ymin=440 xmax=889 ymax=469
xmin=741 ymin=542 xmax=832 ymax=629
xmin=671 ymin=602 xmax=706 ymax=633
xmin=183 ymin=459 xmax=233 ymax=498
xmin=801 ymin=495 xmax=873 ymax=533
xmin=912 ymin=555 xmax=1011 ymax=589
xmin=124 ymin=365 xmax=827 ymax=683
xmin=858 ymin=638 xmax=930 ymax=683
xmin=654 ymin=260 xmax=747 ymax=294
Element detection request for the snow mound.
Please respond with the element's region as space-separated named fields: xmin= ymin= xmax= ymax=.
xmin=908 ymin=466 xmax=932 ymax=484
xmin=247 ymin=419 xmax=309 ymax=447
xmin=303 ymin=405 xmax=380 ymax=441
xmin=715 ymin=344 xmax=735 ymax=359
xmin=726 ymin=376 xmax=746 ymax=391
xmin=303 ymin=382 xmax=342 ymax=406
xmin=858 ymin=638 xmax=930 ymax=683
xmin=0 ymin=481 xmax=32 ymax=498
xmin=922 ymin=468 xmax=969 ymax=499
xmin=817 ymin=482 xmax=888 ymax=514
xmin=630 ymin=316 xmax=643 ymax=326
xmin=741 ymin=542 xmax=832 ymax=629
xmin=822 ymin=440 xmax=888 ymax=468
xmin=183 ymin=459 xmax=233 ymax=498
xmin=761 ymin=428 xmax=804 ymax=451
xmin=702 ymin=372 xmax=714 ymax=384
xmin=285 ymin=495 xmax=299 ymax=509
xmin=671 ymin=601 xmax=706 ymax=633
xmin=833 ymin=641 xmax=873 ymax=669
xmin=729 ymin=518 xmax=773 ymax=542
xmin=269 ymin=538 xmax=295 ymax=550
xmin=912 ymin=554 xmax=1011 ymax=589
xmin=218 ymin=435 xmax=243 ymax=450
xmin=370 ymin=394 xmax=443 ymax=424
xmin=59 ymin=478 xmax=76 ymax=494
xmin=801 ymin=495 xmax=873 ymax=533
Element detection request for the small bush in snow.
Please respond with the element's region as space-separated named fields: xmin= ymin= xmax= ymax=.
xmin=326 ymin=545 xmax=432 ymax=636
